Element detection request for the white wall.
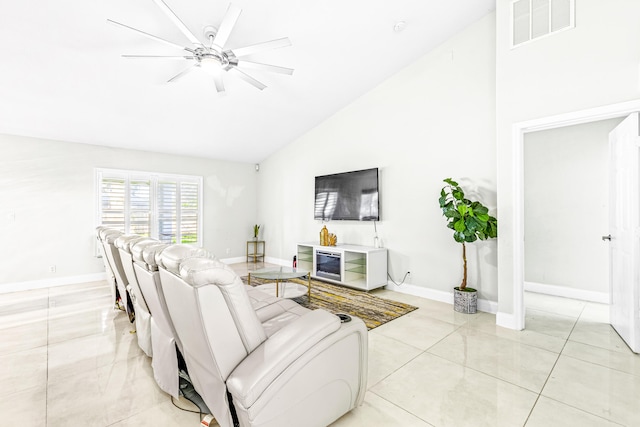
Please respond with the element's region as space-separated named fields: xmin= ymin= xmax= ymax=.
xmin=0 ymin=134 xmax=257 ymax=287
xmin=258 ymin=14 xmax=498 ymax=301
xmin=496 ymin=0 xmax=640 ymax=320
xmin=524 ymin=118 xmax=621 ymax=294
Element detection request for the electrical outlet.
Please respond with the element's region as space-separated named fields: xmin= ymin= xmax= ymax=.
xmin=49 ymin=265 xmax=56 ymax=273
xmin=225 ymin=248 xmax=230 ymax=254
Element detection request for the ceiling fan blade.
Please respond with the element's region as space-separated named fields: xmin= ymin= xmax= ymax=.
xmin=122 ymin=55 xmax=195 ymax=60
xmin=107 ymin=19 xmax=193 ymax=53
xmin=236 ymin=60 xmax=294 ymax=75
xmin=152 ymin=0 xmax=201 ymax=46
xmin=213 ymin=73 xmax=225 ymax=93
xmin=167 ymin=64 xmax=198 ymax=82
xmin=228 ymin=67 xmax=266 ymax=90
xmin=231 ymin=37 xmax=291 ymax=58
xmin=211 ymin=4 xmax=242 ymax=50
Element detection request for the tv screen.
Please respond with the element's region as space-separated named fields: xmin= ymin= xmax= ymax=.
xmin=314 ymin=168 xmax=379 ymax=221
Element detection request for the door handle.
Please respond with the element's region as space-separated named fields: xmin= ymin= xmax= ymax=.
xmin=602 ymin=235 xmax=612 ymax=241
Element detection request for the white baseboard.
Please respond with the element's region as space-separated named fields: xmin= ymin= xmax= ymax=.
xmin=477 ymin=298 xmax=498 ymax=314
xmin=385 ymin=281 xmax=452 ymax=303
xmin=220 ymin=256 xmax=291 ymax=266
xmin=0 ymin=272 xmax=108 ymax=294
xmin=220 ymin=256 xmax=248 ymax=265
xmin=496 ymin=311 xmax=522 ymax=330
xmin=265 ymin=257 xmax=291 ymax=267
xmin=236 ymin=257 xmax=503 ymax=316
xmin=384 ymin=281 xmax=498 ymax=314
xmin=524 ymin=281 xmax=609 ymax=304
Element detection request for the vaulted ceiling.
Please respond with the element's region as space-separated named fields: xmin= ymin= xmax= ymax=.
xmin=0 ymin=0 xmax=495 ymax=163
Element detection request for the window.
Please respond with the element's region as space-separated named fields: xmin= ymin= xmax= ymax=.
xmin=97 ymin=168 xmax=203 ymax=245
xmin=512 ymin=0 xmax=574 ymax=47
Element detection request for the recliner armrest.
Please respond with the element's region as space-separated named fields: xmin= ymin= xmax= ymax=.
xmin=226 ymin=309 xmax=342 ymax=408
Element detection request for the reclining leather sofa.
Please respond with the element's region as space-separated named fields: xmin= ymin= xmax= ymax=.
xmin=158 ymin=247 xmax=368 ymax=427
xmin=94 ymin=227 xmax=368 ymax=426
xmin=96 ymin=227 xmax=219 ymax=397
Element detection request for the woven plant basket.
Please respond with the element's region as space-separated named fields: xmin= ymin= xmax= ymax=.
xmin=453 ymin=287 xmax=477 ymax=314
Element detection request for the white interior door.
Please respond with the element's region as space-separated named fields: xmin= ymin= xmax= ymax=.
xmin=609 ymin=112 xmax=640 ymax=353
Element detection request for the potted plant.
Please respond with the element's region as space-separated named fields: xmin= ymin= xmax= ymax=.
xmin=439 ymin=178 xmax=497 ymax=313
xmin=253 ymin=224 xmax=260 ymax=240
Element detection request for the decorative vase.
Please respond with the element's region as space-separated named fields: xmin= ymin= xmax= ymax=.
xmin=453 ymin=287 xmax=477 ymax=314
xmin=320 ymin=225 xmax=329 ymax=246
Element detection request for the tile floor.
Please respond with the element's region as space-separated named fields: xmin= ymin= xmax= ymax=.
xmin=1 ymin=263 xmax=639 ymax=426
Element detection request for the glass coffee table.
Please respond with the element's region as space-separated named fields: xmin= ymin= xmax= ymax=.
xmin=248 ymin=267 xmax=311 ymax=299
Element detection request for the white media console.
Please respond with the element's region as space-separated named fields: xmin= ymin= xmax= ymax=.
xmin=296 ymin=243 xmax=388 ymax=291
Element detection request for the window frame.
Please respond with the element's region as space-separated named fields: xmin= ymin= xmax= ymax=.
xmin=95 ymin=168 xmax=203 ymax=246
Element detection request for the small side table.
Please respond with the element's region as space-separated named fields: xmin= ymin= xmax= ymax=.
xmin=246 ymin=240 xmax=265 ymax=263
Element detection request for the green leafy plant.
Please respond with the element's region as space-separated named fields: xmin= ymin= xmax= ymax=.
xmin=253 ymin=224 xmax=260 ymax=238
xmin=439 ymin=178 xmax=497 ymax=291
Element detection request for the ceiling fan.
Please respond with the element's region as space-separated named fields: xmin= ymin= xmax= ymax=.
xmin=108 ymin=0 xmax=293 ymax=92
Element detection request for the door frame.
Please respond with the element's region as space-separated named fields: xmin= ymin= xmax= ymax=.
xmin=509 ymin=99 xmax=640 ymax=330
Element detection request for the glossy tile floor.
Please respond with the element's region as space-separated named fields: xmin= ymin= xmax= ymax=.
xmin=1 ymin=263 xmax=639 ymax=426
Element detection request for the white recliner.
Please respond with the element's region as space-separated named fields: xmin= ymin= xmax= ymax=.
xmin=158 ymin=253 xmax=368 ymax=427
xmin=105 ymin=233 xmax=143 ymax=321
xmin=97 ymin=227 xmax=130 ymax=313
xmin=115 ymin=235 xmax=158 ymax=356
xmin=95 ymin=226 xmax=120 ymax=308
xmin=132 ymin=242 xmax=215 ymax=397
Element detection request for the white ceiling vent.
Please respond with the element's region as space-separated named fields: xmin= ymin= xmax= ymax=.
xmin=512 ymin=0 xmax=574 ymax=47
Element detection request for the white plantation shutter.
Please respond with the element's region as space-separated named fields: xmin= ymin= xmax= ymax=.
xmin=157 ymin=180 xmax=177 ymax=243
xmin=97 ymin=169 xmax=202 ymax=245
xmin=180 ymin=181 xmax=199 ymax=244
xmin=130 ymin=178 xmax=151 ymax=236
xmin=100 ymin=175 xmax=126 ymax=231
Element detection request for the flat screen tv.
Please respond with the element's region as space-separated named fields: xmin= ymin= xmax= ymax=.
xmin=314 ymin=168 xmax=379 ymax=221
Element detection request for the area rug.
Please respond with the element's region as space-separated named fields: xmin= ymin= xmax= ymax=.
xmin=242 ymin=276 xmax=418 ymax=330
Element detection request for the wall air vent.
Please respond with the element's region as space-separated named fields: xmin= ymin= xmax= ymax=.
xmin=511 ymin=0 xmax=574 ymax=47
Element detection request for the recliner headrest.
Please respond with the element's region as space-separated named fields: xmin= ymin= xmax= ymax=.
xmin=137 ymin=242 xmax=170 ymax=269
xmin=114 ymin=234 xmax=145 ymax=252
xmin=97 ymin=226 xmax=121 ymax=241
xmin=96 ymin=226 xmax=107 ymax=238
xmin=130 ymin=238 xmax=160 ymax=260
xmin=179 ymin=257 xmax=231 ymax=288
xmin=159 ymin=244 xmax=216 ymax=275
xmin=104 ymin=230 xmax=123 ymax=244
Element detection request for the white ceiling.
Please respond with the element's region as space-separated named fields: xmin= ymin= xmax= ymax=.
xmin=0 ymin=0 xmax=495 ymax=164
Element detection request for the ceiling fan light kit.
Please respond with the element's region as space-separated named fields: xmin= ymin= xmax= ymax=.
xmin=108 ymin=0 xmax=293 ymax=92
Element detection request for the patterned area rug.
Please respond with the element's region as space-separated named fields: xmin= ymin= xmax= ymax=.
xmin=242 ymin=276 xmax=418 ymax=330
